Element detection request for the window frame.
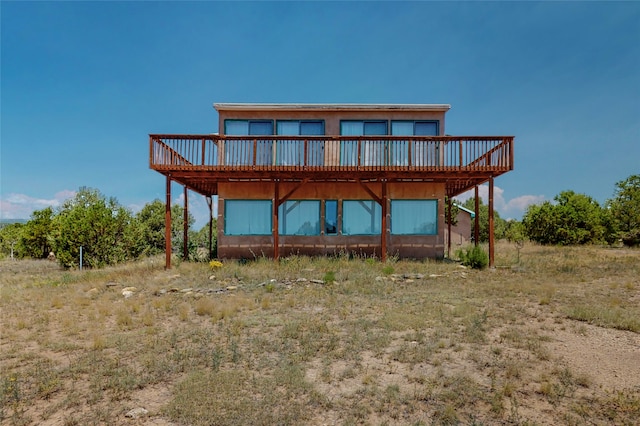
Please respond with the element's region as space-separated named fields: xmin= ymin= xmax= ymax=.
xmin=390 ymin=199 xmax=438 ymax=235
xmin=224 ymin=199 xmax=272 ymax=236
xmin=278 ymin=200 xmax=321 ymax=236
xmin=342 ymin=199 xmax=382 ymax=235
xmin=275 ymin=120 xmax=325 ymax=166
xmin=339 ymin=120 xmax=388 ymax=166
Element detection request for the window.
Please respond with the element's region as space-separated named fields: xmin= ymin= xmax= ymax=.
xmin=343 ymin=200 xmax=381 ymax=235
xmin=278 ymin=200 xmax=320 ymax=235
xmin=325 ymin=200 xmax=338 ymax=235
xmin=390 ymin=120 xmax=439 ymax=166
xmin=224 ymin=200 xmax=272 ymax=235
xmin=391 ymin=200 xmax=438 ymax=235
xmin=340 ymin=120 xmax=387 ymax=166
xmin=224 ymin=120 xmax=274 ymax=165
xmin=276 ymin=120 xmax=324 ymax=166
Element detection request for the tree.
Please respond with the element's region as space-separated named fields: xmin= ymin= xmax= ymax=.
xmin=52 ymin=187 xmax=134 ymax=268
xmin=131 ymin=199 xmax=196 ymax=258
xmin=0 ymin=223 xmax=25 ymax=259
xmin=607 ymin=174 xmax=640 ymax=246
xmin=523 ymin=190 xmax=608 ymax=245
xmin=19 ymin=207 xmax=55 ymax=258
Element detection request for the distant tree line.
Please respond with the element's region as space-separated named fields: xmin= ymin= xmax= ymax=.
xmin=459 ymin=174 xmax=639 ymax=247
xmin=0 ymin=174 xmax=637 ymax=267
xmin=0 ymin=187 xmax=216 ymax=268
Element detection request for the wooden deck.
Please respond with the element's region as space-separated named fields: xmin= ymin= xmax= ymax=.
xmin=149 ymin=134 xmax=513 ymax=198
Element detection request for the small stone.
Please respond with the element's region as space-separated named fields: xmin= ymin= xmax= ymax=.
xmin=122 ymin=286 xmax=137 ymax=293
xmin=226 ymin=285 xmax=237 ymax=291
xmin=296 ymin=278 xmax=308 ymax=283
xmin=180 ymin=288 xmax=193 ymax=293
xmin=310 ymin=279 xmax=324 ymax=284
xmin=86 ymin=288 xmax=99 ymax=298
xmin=209 ymin=275 xmax=216 ymax=280
xmin=125 ymin=407 xmax=148 ymax=419
xmin=105 ymin=282 xmax=118 ymax=288
xmin=375 ymin=276 xmax=386 ymax=282
xmin=168 ymin=288 xmax=179 ymax=293
xmin=122 ymin=290 xmax=134 ymax=299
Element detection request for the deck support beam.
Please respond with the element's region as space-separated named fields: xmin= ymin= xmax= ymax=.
xmin=206 ymin=196 xmax=213 ymax=260
xmin=474 ymin=186 xmax=480 ymax=246
xmin=165 ymin=176 xmax=172 ymax=269
xmin=488 ymin=177 xmax=495 ymax=267
xmin=447 ymin=196 xmax=452 ymax=258
xmin=381 ymin=181 xmax=387 ymax=262
xmin=183 ymin=187 xmax=189 ymax=260
xmin=273 ymin=181 xmax=280 ymax=261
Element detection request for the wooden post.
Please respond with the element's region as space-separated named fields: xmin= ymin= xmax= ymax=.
xmin=474 ymin=186 xmax=480 ymax=246
xmin=447 ymin=196 xmax=452 ymax=258
xmin=183 ymin=187 xmax=189 ymax=260
xmin=273 ymin=181 xmax=279 ymax=260
xmin=207 ymin=196 xmax=213 ymax=259
xmin=381 ymin=181 xmax=387 ymax=262
xmin=165 ymin=176 xmax=172 ymax=269
xmin=488 ymin=177 xmax=495 ymax=267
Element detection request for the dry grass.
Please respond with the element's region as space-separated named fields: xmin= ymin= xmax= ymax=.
xmin=1 ymin=244 xmax=639 ymax=425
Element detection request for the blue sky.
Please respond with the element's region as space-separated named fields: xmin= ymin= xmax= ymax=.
xmin=2 ymin=1 xmax=639 ymax=228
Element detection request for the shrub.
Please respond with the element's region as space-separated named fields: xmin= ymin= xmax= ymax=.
xmin=457 ymin=245 xmax=489 ymax=270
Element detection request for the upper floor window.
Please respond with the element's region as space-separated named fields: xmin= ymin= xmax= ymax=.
xmin=390 ymin=120 xmax=439 ymax=136
xmin=225 ymin=120 xmax=274 ymax=135
xmin=224 ymin=120 xmax=274 ymax=165
xmin=390 ymin=121 xmax=440 ymax=167
xmin=276 ymin=120 xmax=325 ymax=166
xmin=340 ymin=121 xmax=387 ymax=166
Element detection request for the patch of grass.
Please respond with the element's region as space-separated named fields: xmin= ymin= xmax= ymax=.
xmin=567 ymin=305 xmax=640 ymax=332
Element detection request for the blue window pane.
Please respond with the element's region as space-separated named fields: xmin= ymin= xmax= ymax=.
xmin=414 ymin=121 xmax=438 ymax=136
xmin=390 ymin=121 xmax=414 ymax=136
xmin=300 ymin=121 xmax=324 ymax=135
xmin=279 ymin=201 xmax=320 ymax=235
xmin=391 ymin=200 xmax=438 ymax=235
xmin=343 ymin=200 xmax=381 ymax=235
xmin=249 ymin=121 xmax=274 ymax=135
xmin=325 ymin=200 xmax=337 ymax=235
xmin=225 ymin=200 xmax=272 ymax=235
xmin=225 ymin=120 xmax=249 ymax=135
xmin=364 ymin=121 xmax=387 ymax=135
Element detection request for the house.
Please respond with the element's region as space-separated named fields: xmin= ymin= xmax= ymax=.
xmin=445 ymin=205 xmax=476 ymax=247
xmin=149 ymin=103 xmax=513 ymax=267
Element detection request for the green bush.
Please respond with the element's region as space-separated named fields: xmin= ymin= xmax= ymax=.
xmin=457 ymin=245 xmax=489 ymax=270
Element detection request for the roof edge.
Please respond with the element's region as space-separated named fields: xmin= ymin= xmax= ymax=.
xmin=213 ymin=103 xmax=451 ymax=112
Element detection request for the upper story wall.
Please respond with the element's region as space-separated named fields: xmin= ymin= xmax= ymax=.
xmin=214 ymin=103 xmax=450 ymax=136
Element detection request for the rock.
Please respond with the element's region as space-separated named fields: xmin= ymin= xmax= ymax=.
xmin=86 ymin=288 xmax=99 ymax=298
xmin=310 ymin=279 xmax=324 ymax=284
xmin=105 ymin=282 xmax=118 ymax=288
xmin=226 ymin=285 xmax=237 ymax=291
xmin=122 ymin=287 xmax=137 ymax=293
xmin=209 ymin=275 xmax=216 ymax=280
xmin=125 ymin=407 xmax=148 ymax=419
xmin=122 ymin=290 xmax=134 ymax=299
xmin=375 ymin=276 xmax=386 ymax=281
xmin=179 ymin=288 xmax=193 ymax=293
xmin=296 ymin=278 xmax=308 ymax=283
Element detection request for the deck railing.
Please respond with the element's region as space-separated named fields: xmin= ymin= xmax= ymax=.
xmin=150 ymin=135 xmax=513 ymax=172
